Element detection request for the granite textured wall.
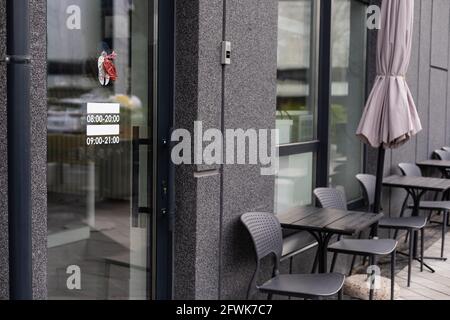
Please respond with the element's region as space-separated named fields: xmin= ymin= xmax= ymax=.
xmin=220 ymin=0 xmax=277 ymax=299
xmin=0 ymin=0 xmax=47 ymax=299
xmin=174 ymin=0 xmax=277 ymax=299
xmin=29 ymin=0 xmax=48 ymax=300
xmin=173 ymin=0 xmax=223 ymax=300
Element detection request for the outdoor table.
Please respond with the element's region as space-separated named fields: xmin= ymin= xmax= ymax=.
xmin=278 ymin=206 xmax=383 ymax=274
xmin=417 ymin=160 xmax=450 ymax=178
xmin=383 ymin=175 xmax=450 ymax=272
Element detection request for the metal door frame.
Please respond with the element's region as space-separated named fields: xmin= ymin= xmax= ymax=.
xmin=153 ymin=0 xmax=175 ymax=300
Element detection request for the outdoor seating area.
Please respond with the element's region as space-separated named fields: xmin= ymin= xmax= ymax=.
xmin=242 ymin=147 xmax=450 ymax=300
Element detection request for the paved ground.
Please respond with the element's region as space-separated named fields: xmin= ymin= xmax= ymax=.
xmin=396 ymin=221 xmax=450 ymax=300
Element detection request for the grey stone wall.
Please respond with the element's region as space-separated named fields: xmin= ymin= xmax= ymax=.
xmin=0 ymin=0 xmax=47 ymax=299
xmin=174 ymin=0 xmax=277 ymax=299
xmin=30 ymin=0 xmax=48 ymax=300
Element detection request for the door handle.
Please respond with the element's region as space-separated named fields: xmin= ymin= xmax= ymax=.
xmin=132 ymin=126 xmax=152 ymax=227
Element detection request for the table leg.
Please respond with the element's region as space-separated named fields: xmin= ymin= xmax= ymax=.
xmin=408 ymin=189 xmax=425 ymax=258
xmin=310 ymin=232 xmax=334 ymax=274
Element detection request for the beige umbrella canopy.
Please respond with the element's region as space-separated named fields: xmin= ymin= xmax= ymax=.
xmin=356 ymin=0 xmax=422 ymax=214
xmin=357 ymin=0 xmax=422 ymax=149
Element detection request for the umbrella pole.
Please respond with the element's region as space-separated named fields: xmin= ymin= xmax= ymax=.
xmin=373 ymin=146 xmax=386 ymax=214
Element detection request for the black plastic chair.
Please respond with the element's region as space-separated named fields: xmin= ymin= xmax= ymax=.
xmin=241 ymin=212 xmax=345 ymax=300
xmin=398 ymin=163 xmax=449 ymax=259
xmin=314 ymin=188 xmax=397 ymax=299
xmin=356 ymin=174 xmax=427 ymax=287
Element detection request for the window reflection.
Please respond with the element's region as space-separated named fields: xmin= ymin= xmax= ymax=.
xmin=277 ymin=0 xmax=317 ymax=144
xmin=47 ymin=0 xmax=152 ymax=300
xmin=329 ymin=0 xmax=366 ymax=200
xmin=275 ymin=153 xmax=314 ymax=213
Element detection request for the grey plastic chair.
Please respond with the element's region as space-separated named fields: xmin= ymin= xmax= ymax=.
xmin=241 ymin=212 xmax=345 ymax=300
xmin=356 ymin=174 xmax=427 ymax=287
xmin=398 ymin=162 xmax=422 ymax=177
xmin=434 ymin=149 xmax=450 ymax=161
xmin=433 ymin=150 xmax=450 ymax=179
xmin=314 ymin=188 xmax=397 ymax=299
xmin=398 ymin=163 xmax=449 ymax=259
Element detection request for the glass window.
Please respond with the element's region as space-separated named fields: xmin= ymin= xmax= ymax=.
xmin=275 ymin=153 xmax=315 ymax=213
xmin=275 ymin=0 xmax=318 ymax=213
xmin=329 ymin=0 xmax=367 ymax=200
xmin=277 ymin=0 xmax=318 ymax=144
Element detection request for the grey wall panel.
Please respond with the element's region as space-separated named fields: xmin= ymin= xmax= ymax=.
xmin=447 ymin=33 xmax=450 ymax=147
xmin=173 ymin=0 xmax=223 ymax=300
xmin=428 ymin=68 xmax=448 ymax=153
xmin=389 ymin=0 xmax=422 ymax=216
xmin=431 ymin=0 xmax=450 ymax=70
xmin=30 ymin=0 xmax=48 ymax=300
xmin=220 ymin=0 xmax=277 ymax=299
xmin=416 ymin=0 xmax=433 ymax=161
xmin=0 ymin=0 xmax=8 ymax=300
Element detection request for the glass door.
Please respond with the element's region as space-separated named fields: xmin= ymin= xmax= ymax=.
xmin=47 ymin=0 xmax=156 ymax=300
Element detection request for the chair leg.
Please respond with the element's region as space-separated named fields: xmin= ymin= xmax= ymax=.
xmin=447 ymin=211 xmax=450 ymax=227
xmin=408 ymin=231 xmax=414 ymax=287
xmin=349 ymin=255 xmax=357 ymax=276
xmin=330 ymin=235 xmax=341 ymax=273
xmin=394 ymin=194 xmax=410 ymax=239
xmin=404 ymin=231 xmax=410 ymax=244
xmin=349 ymin=232 xmax=363 ymax=276
xmin=288 ymin=257 xmax=294 ymax=300
xmin=330 ymin=252 xmax=338 ymax=273
xmin=391 ymin=251 xmax=396 ymax=300
xmin=420 ymin=229 xmax=424 ymax=273
xmin=362 ymin=256 xmax=368 ymax=267
xmin=311 ymin=249 xmax=319 ymax=274
xmin=442 ymin=212 xmax=448 ymax=259
xmin=289 ymin=257 xmax=293 ymax=275
xmin=369 ymin=255 xmax=375 ymax=301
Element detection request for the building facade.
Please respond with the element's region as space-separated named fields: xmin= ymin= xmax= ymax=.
xmin=0 ymin=0 xmax=450 ymax=300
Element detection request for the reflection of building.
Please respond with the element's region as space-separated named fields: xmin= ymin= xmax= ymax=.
xmin=2 ymin=0 xmax=450 ymax=301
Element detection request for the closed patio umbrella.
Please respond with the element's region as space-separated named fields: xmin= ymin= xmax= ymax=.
xmin=356 ymin=0 xmax=422 ymax=213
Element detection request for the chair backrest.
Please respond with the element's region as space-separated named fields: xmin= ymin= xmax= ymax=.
xmin=443 ymin=147 xmax=450 ymax=152
xmin=434 ymin=149 xmax=450 ymax=161
xmin=356 ymin=174 xmax=377 ymax=209
xmin=241 ymin=212 xmax=283 ymax=266
xmin=241 ymin=212 xmax=283 ymax=298
xmin=398 ymin=163 xmax=422 ymax=177
xmin=314 ymin=188 xmax=347 ymax=210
